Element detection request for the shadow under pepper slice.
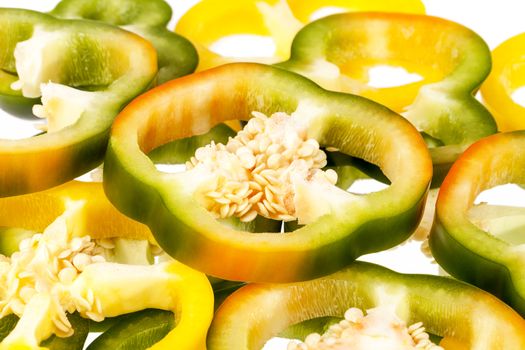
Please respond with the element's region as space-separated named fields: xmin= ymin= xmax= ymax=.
xmin=480 ymin=32 xmax=525 ymax=131
xmin=277 ymin=12 xmax=497 ymax=186
xmin=103 ymin=62 xmax=432 ymax=283
xmin=208 ymin=261 xmax=525 ymax=350
xmin=50 ymin=0 xmax=198 ymax=85
xmin=0 ymin=8 xmax=157 ymax=197
xmin=430 ymin=131 xmax=525 ymax=317
xmin=176 ymin=0 xmax=424 ymax=71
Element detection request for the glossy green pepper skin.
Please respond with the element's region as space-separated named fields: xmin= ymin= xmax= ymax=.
xmin=104 ymin=63 xmax=432 ymax=283
xmin=208 ymin=261 xmax=525 ymax=350
xmin=278 ymin=12 xmax=497 ymax=186
xmin=50 ymin=0 xmax=198 ymax=84
xmin=0 ymin=8 xmax=158 ymax=196
xmin=430 ymin=131 xmax=525 ymax=317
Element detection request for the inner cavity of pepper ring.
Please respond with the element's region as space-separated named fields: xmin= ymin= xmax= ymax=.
xmin=147 ymin=114 xmax=390 ymax=233
xmin=210 ymin=35 xmax=277 ymax=59
xmin=200 ymin=4 xmax=350 ymax=62
xmin=511 ymin=86 xmax=525 ymax=107
xmin=469 ymin=183 xmax=525 ymax=246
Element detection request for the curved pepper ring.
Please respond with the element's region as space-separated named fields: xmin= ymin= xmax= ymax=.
xmin=175 ymin=0 xmax=424 ymax=70
xmin=278 ymin=12 xmax=497 ymax=185
xmin=208 ymin=261 xmax=525 ymax=349
xmin=50 ymin=0 xmax=198 ymax=84
xmin=0 ymin=9 xmax=158 ymax=197
xmin=0 ymin=180 xmax=213 ymax=349
xmin=103 ymin=63 xmax=432 ymax=283
xmin=481 ymin=33 xmax=525 ymax=131
xmin=430 ymin=131 xmax=525 ymax=316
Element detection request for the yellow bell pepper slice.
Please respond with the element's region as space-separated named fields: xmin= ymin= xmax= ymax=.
xmin=0 ymin=181 xmax=153 ymax=243
xmin=1 ymin=260 xmax=213 ymax=350
xmin=481 ymin=33 xmax=525 ymax=131
xmin=0 ymin=181 xmax=213 ymax=349
xmin=175 ymin=0 xmax=425 ymax=70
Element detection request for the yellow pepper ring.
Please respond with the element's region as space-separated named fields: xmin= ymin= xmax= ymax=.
xmin=175 ymin=0 xmax=425 ymax=70
xmin=481 ymin=32 xmax=525 ymax=131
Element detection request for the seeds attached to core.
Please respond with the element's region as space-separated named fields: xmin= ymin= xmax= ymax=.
xmin=186 ymin=111 xmax=338 ymax=222
xmin=0 ymin=214 xmax=114 ymax=337
xmin=287 ymin=307 xmax=442 ymax=350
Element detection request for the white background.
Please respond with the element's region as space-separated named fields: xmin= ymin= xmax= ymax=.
xmin=1 ymin=0 xmax=525 ymax=348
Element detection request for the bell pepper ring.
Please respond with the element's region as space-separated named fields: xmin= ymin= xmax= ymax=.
xmin=0 ymin=181 xmax=213 ymax=349
xmin=277 ymin=12 xmax=497 ymax=186
xmin=480 ymin=33 xmax=525 ymax=131
xmin=0 ymin=8 xmax=158 ymax=197
xmin=208 ymin=261 xmax=525 ymax=350
xmin=103 ymin=63 xmax=432 ymax=283
xmin=175 ymin=0 xmax=425 ymax=71
xmin=430 ymin=131 xmax=525 ymax=317
xmin=50 ymin=0 xmax=198 ymax=85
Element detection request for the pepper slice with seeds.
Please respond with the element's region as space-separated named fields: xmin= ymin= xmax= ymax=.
xmin=104 ymin=63 xmax=432 ymax=282
xmin=208 ymin=261 xmax=525 ymax=350
xmin=0 ymin=182 xmax=213 ymax=349
xmin=430 ymin=131 xmax=525 ymax=317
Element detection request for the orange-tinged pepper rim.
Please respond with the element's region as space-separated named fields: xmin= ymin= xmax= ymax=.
xmin=104 ymin=62 xmax=432 ymax=282
xmin=208 ymin=261 xmax=525 ymax=350
xmin=430 ymin=131 xmax=525 ymax=316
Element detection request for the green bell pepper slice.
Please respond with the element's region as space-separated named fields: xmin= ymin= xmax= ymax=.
xmin=103 ymin=62 xmax=432 ymax=283
xmin=430 ymin=131 xmax=525 ymax=317
xmin=50 ymin=0 xmax=198 ymax=84
xmin=0 ymin=8 xmax=158 ymax=197
xmin=208 ymin=261 xmax=525 ymax=350
xmin=277 ymin=12 xmax=497 ymax=186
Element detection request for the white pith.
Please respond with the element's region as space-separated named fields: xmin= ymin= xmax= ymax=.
xmin=287 ymin=306 xmax=442 ymax=350
xmin=10 ymin=28 xmax=96 ymax=133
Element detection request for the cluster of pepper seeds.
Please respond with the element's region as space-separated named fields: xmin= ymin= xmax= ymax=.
xmin=0 ymin=216 xmax=115 ymax=337
xmin=186 ymin=111 xmax=337 ymax=222
xmin=287 ymin=307 xmax=442 ymax=350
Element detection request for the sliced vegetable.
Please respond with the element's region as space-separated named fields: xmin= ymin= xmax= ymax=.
xmin=481 ymin=32 xmax=525 ymax=131
xmin=0 ymin=213 xmax=213 ymax=349
xmin=287 ymin=306 xmax=442 ymax=349
xmin=50 ymin=0 xmax=198 ymax=84
xmin=278 ymin=12 xmax=497 ymax=185
xmin=0 ymin=8 xmax=157 ymax=196
xmin=208 ymin=261 xmax=525 ymax=349
xmin=104 ymin=63 xmax=432 ymax=282
xmin=176 ymin=0 xmax=424 ymax=70
xmin=0 ymin=181 xmax=153 ymax=243
xmin=430 ymin=131 xmax=525 ymax=316
xmin=0 ymin=176 xmax=213 ymax=349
